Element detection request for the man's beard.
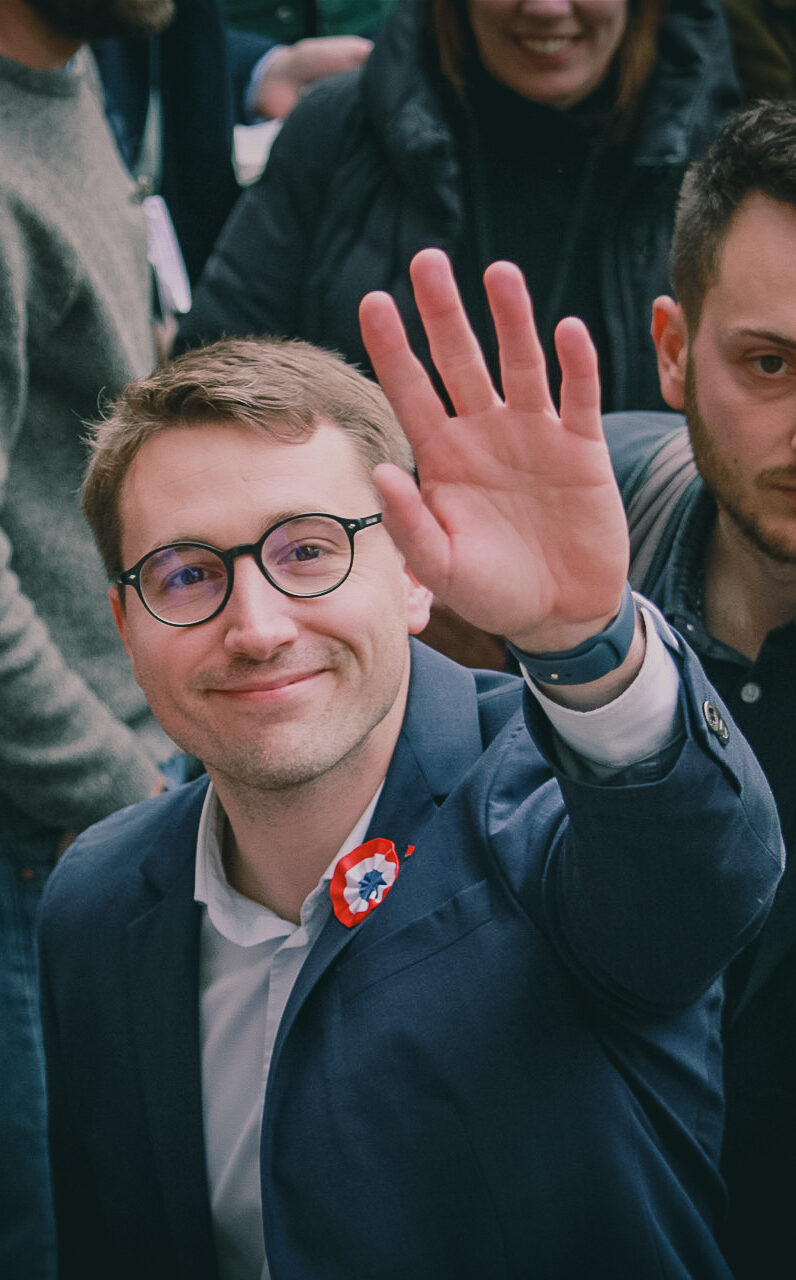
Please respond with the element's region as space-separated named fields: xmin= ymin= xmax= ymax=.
xmin=685 ymin=355 xmax=796 ymax=566
xmin=26 ymin=0 xmax=175 ymax=39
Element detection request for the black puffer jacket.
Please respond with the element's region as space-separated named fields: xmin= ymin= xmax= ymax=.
xmin=179 ymin=0 xmax=739 ymax=411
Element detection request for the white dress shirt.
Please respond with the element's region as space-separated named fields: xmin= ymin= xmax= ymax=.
xmin=196 ymin=786 xmax=382 ymax=1280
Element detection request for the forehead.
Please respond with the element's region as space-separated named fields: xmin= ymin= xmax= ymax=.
xmin=118 ymin=419 xmax=378 ymax=563
xmin=701 ymin=194 xmax=796 ymax=335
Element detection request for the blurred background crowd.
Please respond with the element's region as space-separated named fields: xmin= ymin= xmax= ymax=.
xmin=0 ymin=2 xmax=794 ymax=1278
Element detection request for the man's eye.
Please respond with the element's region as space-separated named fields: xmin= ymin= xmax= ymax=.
xmin=277 ymin=541 xmax=341 ymax=568
xmin=754 ymin=354 xmax=787 ymax=376
xmin=290 ymin=542 xmax=324 ymax=562
xmin=158 ymin=559 xmax=224 ymax=593
xmin=168 ymin=565 xmax=210 ymax=589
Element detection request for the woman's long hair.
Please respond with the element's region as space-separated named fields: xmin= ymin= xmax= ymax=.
xmin=431 ymin=0 xmax=670 ymax=131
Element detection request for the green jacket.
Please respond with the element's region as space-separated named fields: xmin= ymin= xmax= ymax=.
xmin=221 ymin=0 xmax=393 ymax=41
xmin=723 ymin=0 xmax=796 ymax=97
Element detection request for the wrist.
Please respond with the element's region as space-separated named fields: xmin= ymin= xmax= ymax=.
xmin=506 ymin=583 xmax=637 ymax=687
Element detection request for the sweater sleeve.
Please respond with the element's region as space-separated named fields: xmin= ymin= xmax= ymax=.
xmin=224 ymin=25 xmax=278 ymax=121
xmin=0 ymin=205 xmax=161 ymax=837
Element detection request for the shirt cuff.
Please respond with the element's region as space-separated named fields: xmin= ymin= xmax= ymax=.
xmin=522 ymin=601 xmax=682 ymax=771
xmin=244 ymin=47 xmax=284 ymax=122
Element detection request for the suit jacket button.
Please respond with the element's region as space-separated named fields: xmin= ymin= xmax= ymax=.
xmin=703 ymin=700 xmax=730 ymax=745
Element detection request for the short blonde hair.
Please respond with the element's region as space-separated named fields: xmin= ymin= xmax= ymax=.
xmin=82 ymin=336 xmax=415 ymax=576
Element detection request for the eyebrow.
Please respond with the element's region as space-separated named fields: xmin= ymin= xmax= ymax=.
xmin=139 ymin=509 xmax=346 ymax=559
xmin=725 ymin=326 xmax=796 ymax=349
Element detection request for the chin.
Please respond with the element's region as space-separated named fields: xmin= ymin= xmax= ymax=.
xmin=730 ymin=506 xmax=796 ymax=566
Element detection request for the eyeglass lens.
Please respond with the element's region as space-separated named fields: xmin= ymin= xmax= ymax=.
xmin=139 ymin=515 xmax=356 ymax=623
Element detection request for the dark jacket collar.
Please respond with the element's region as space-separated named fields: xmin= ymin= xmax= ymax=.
xmin=361 ymin=0 xmax=739 ymax=206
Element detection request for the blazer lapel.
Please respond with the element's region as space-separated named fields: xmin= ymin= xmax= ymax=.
xmin=127 ymin=781 xmax=218 ymax=1279
xmin=268 ymin=640 xmax=490 ymax=1061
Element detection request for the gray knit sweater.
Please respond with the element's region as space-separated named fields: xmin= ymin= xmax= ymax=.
xmin=0 ymin=49 xmax=169 ymax=853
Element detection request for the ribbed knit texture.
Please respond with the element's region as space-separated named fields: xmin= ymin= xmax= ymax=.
xmin=0 ymin=49 xmax=168 ymax=848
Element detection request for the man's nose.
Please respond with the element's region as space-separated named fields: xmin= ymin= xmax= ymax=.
xmin=221 ymin=555 xmax=300 ymax=658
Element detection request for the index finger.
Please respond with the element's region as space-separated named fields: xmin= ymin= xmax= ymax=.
xmin=359 ymin=287 xmax=449 ymax=457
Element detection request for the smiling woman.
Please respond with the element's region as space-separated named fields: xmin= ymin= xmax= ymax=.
xmin=436 ymin=0 xmax=663 ymax=123
xmin=450 ymin=0 xmax=628 ymax=108
xmin=179 ymin=0 xmax=739 ymax=417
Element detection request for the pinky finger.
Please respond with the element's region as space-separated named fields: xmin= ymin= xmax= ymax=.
xmin=554 ymin=317 xmax=603 ymax=441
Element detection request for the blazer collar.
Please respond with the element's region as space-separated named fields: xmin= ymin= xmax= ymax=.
xmin=138 ymin=774 xmax=210 ymax=895
xmin=268 ymin=639 xmax=488 ymax=1061
xmin=127 ymin=777 xmax=218 ymax=1278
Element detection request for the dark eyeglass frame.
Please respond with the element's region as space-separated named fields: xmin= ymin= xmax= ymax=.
xmin=116 ymin=512 xmax=383 ymax=627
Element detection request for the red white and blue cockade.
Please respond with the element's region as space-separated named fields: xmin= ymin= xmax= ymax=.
xmin=330 ymin=838 xmax=401 ymax=928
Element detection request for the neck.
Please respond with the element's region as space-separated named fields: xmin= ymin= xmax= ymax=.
xmin=703 ymin=510 xmax=796 ymax=659
xmin=209 ymin=683 xmax=407 ymax=923
xmin=216 ymin=765 xmax=386 ymax=925
xmin=0 ymin=1 xmax=81 ymax=70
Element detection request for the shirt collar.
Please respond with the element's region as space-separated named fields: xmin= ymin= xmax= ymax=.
xmin=662 ymin=487 xmax=715 ymax=638
xmin=660 ymin=484 xmax=796 ymax=666
xmin=659 ymin=485 xmax=749 ymax=664
xmin=194 ymin=781 xmax=383 ymax=948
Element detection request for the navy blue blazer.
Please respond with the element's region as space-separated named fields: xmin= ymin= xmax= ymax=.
xmin=40 ymin=633 xmax=783 ymax=1279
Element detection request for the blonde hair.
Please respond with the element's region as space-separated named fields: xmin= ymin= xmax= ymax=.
xmin=82 ymin=336 xmax=415 ymax=576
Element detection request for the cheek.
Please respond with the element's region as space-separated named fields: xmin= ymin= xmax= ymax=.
xmin=124 ymin=620 xmax=191 ymax=709
xmin=330 ymin=574 xmax=416 ymax=663
xmin=699 ymin=387 xmax=759 ymax=471
xmin=584 ymin=1 xmax=627 ymax=56
xmin=591 ymin=1 xmax=628 ymax=31
xmin=467 ymin=0 xmax=512 ymax=48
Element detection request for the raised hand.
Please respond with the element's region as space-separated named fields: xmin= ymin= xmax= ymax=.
xmin=358 ymin=249 xmax=630 ymax=656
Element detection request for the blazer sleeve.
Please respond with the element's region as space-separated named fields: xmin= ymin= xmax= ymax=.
xmin=489 ymin=610 xmax=784 ymax=1014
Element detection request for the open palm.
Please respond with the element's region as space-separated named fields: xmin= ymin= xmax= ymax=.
xmin=358 ymin=250 xmax=630 ymax=654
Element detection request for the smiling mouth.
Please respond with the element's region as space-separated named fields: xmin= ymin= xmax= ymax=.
xmin=520 ymin=36 xmax=575 ymax=56
xmin=211 ymin=670 xmax=325 ymax=696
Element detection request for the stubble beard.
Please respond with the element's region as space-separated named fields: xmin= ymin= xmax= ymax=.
xmin=179 ymin=660 xmax=406 ymax=801
xmin=685 ymin=356 xmax=796 ymax=567
xmin=25 ymin=0 xmax=175 ymax=39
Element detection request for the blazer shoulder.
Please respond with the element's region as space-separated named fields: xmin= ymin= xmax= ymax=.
xmin=40 ymin=777 xmax=208 ymax=928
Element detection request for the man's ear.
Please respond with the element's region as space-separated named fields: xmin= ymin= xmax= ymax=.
xmin=403 ymin=563 xmax=433 ymax=636
xmin=109 ymin=586 xmax=133 ymax=658
xmin=651 ymin=296 xmax=688 ymax=411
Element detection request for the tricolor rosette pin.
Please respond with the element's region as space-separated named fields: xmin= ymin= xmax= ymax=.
xmin=330 ymin=837 xmax=401 ymax=928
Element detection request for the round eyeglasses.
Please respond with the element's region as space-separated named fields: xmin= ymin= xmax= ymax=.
xmin=116 ymin=512 xmax=383 ymax=627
